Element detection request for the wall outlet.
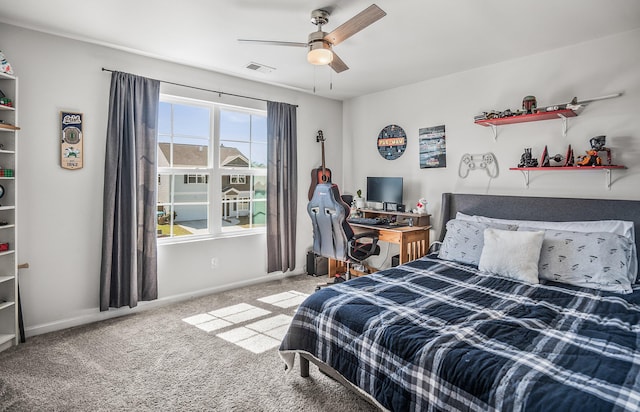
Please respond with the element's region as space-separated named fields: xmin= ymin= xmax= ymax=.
xmin=210 ymin=257 xmax=219 ymax=269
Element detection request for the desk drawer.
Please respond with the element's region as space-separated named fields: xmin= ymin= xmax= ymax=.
xmin=378 ymin=231 xmax=402 ymax=243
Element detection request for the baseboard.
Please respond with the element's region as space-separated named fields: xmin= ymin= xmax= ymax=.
xmin=25 ymin=271 xmax=301 ymax=338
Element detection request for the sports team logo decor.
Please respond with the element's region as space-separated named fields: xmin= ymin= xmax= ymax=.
xmin=60 ymin=112 xmax=83 ymax=170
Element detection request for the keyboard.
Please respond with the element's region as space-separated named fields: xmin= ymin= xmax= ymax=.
xmin=347 ymin=217 xmax=386 ymax=225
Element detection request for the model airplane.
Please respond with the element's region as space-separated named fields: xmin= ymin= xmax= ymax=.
xmin=535 ymin=92 xmax=623 ymax=112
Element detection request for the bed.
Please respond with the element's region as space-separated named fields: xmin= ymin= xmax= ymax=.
xmin=279 ymin=193 xmax=640 ymax=411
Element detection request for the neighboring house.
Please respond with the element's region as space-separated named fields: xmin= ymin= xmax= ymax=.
xmin=219 ymin=146 xmax=252 ymax=220
xmin=158 ymin=143 xmax=258 ymax=222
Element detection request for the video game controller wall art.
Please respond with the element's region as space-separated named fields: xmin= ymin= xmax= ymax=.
xmin=458 ymin=153 xmax=499 ymax=178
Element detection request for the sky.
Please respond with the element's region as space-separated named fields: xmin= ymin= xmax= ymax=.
xmin=158 ymin=101 xmax=267 ymax=167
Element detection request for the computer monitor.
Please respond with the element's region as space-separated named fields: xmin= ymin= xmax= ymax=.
xmin=366 ymin=177 xmax=403 ymax=206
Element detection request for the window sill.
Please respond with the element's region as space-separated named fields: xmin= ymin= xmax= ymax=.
xmin=157 ymin=229 xmax=266 ymax=246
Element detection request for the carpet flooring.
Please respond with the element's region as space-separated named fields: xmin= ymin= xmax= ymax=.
xmin=0 ymin=275 xmax=378 ymax=411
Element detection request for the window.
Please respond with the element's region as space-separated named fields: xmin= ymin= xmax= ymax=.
xmin=157 ymin=95 xmax=267 ymax=240
xmin=230 ymin=175 xmax=246 ymax=184
xmin=185 ymin=174 xmax=209 ymax=184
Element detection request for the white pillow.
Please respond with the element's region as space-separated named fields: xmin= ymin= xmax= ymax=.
xmin=479 ymin=228 xmax=545 ymax=284
xmin=456 ymin=212 xmax=638 ymax=283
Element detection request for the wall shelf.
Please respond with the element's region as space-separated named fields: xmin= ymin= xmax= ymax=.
xmin=475 ymin=109 xmax=578 ymax=139
xmin=509 ymin=165 xmax=627 ymax=189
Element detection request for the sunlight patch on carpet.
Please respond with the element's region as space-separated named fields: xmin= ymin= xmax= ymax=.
xmin=208 ymin=303 xmax=257 ymax=318
xmin=213 ymin=306 xmax=272 ymax=324
xmin=234 ymin=333 xmax=281 ymax=354
xmin=182 ymin=313 xmax=216 ymax=325
xmin=182 ymin=290 xmax=309 ymax=353
xmin=195 ymin=318 xmax=233 ymax=333
xmin=257 ymin=290 xmax=309 ymax=308
xmin=245 ymin=314 xmax=292 ymax=333
xmin=218 ymin=315 xmax=292 ymax=354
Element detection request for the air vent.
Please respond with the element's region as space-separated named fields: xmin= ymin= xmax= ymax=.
xmin=245 ymin=62 xmax=275 ymax=74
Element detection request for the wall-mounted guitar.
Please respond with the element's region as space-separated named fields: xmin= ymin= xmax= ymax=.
xmin=308 ymin=130 xmax=332 ymax=200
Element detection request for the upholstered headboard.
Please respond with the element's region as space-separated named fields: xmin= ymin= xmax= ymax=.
xmin=438 ymin=193 xmax=640 ymax=261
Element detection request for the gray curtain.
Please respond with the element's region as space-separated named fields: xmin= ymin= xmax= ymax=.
xmin=266 ymin=102 xmax=298 ymax=273
xmin=100 ymin=72 xmax=160 ymax=311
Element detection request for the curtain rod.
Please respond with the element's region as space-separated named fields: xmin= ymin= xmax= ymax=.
xmin=101 ymin=68 xmax=297 ymax=107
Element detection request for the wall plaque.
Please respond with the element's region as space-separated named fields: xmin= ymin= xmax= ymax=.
xmin=60 ymin=111 xmax=83 ymax=170
xmin=377 ymin=124 xmax=407 ymax=160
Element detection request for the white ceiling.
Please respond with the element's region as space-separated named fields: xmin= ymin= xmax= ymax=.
xmin=1 ymin=0 xmax=639 ymax=100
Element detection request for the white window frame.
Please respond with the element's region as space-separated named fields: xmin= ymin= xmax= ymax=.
xmin=230 ymin=174 xmax=246 ymax=184
xmin=186 ymin=173 xmax=209 ymax=184
xmin=157 ymin=94 xmax=267 ymax=244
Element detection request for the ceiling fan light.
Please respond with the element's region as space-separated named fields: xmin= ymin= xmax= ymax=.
xmin=307 ymin=42 xmax=333 ymax=65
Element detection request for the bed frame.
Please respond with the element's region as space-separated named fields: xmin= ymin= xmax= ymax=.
xmin=298 ymin=192 xmax=640 ymax=409
xmin=438 ymin=192 xmax=640 ymax=259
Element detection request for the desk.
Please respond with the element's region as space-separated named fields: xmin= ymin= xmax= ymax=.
xmin=358 ymin=208 xmax=430 ymax=227
xmin=328 ymin=223 xmax=432 ymax=278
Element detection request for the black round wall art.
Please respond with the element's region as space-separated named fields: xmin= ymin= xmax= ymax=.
xmin=377 ymin=124 xmax=407 ymax=160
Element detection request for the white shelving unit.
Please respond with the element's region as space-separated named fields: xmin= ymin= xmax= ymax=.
xmin=0 ymin=71 xmax=19 ymax=352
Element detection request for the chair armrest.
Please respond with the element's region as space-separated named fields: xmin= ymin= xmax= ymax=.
xmin=348 ymin=232 xmax=379 ymax=262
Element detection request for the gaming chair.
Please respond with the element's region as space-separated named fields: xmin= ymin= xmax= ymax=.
xmin=307 ymin=183 xmax=380 ymax=281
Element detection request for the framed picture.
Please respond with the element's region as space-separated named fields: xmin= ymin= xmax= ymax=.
xmin=60 ymin=112 xmax=83 ymax=170
xmin=419 ymin=125 xmax=446 ymax=168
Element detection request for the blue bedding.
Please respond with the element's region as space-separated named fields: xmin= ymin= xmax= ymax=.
xmin=279 ymin=255 xmax=640 ymax=411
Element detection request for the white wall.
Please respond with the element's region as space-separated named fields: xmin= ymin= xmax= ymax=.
xmin=3 ymin=22 xmax=638 ymax=337
xmin=0 ymin=23 xmax=343 ymax=335
xmin=343 ymin=29 xmax=640 ymax=241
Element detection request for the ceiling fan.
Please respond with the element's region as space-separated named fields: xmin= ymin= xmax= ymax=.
xmin=238 ymin=4 xmax=386 ymax=73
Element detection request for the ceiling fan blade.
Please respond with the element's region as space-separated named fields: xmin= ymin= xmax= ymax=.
xmin=237 ymin=39 xmax=307 ymax=47
xmin=329 ymin=51 xmax=349 ymax=73
xmin=324 ymin=4 xmax=386 ymax=46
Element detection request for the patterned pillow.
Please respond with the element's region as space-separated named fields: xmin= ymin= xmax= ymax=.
xmin=522 ymin=228 xmax=634 ymax=294
xmin=438 ymin=219 xmax=517 ymax=266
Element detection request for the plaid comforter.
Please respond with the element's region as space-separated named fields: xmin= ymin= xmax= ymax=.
xmin=279 ymin=255 xmax=640 ymax=411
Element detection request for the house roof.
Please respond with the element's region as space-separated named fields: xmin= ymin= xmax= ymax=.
xmin=158 ymin=143 xmax=249 ymax=168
